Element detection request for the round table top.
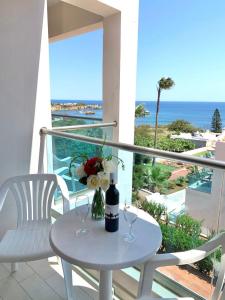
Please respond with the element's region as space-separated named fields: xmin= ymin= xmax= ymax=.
xmin=50 ymin=207 xmax=162 ymax=271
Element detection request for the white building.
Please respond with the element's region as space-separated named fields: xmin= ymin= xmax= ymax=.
xmin=171 ymin=129 xmax=225 ymax=148
xmin=186 ymin=141 xmax=225 ymax=231
xmin=0 ymin=0 xmax=139 ymax=235
xmin=0 ymin=1 xmax=225 ymax=299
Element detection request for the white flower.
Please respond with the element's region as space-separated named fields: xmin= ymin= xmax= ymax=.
xmin=76 ymin=165 xmax=86 ymax=178
xmin=102 ymin=159 xmax=116 ymax=173
xmin=98 ymin=172 xmax=110 ymax=192
xmin=87 ymin=175 xmax=100 ymax=189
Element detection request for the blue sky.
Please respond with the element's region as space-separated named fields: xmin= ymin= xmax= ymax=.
xmin=49 ymin=0 xmax=225 ymax=102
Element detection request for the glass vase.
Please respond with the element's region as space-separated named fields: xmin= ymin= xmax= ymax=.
xmin=91 ymin=187 xmax=105 ymax=220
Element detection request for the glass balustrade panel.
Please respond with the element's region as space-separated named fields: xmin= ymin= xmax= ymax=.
xmin=47 ymin=135 xmax=225 ymax=299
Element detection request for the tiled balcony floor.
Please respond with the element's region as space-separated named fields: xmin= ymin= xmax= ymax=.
xmin=0 ymin=257 xmax=99 ymax=300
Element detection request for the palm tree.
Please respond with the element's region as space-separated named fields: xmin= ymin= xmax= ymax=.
xmin=147 ymin=166 xmax=171 ymax=193
xmin=152 ymin=77 xmax=175 ymax=165
xmin=135 ymin=104 xmax=148 ymax=118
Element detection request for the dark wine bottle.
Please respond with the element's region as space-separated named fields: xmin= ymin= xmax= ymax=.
xmin=105 ymin=173 xmax=119 ymax=232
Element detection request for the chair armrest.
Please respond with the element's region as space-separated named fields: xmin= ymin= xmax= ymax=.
xmin=62 ymin=174 xmax=78 ymax=181
xmin=151 ymin=232 xmax=225 ymax=267
xmin=60 ymin=156 xmax=71 ymax=163
xmin=138 ymin=232 xmax=225 ymax=298
xmin=55 ymin=167 xmax=69 ymax=176
xmin=56 ymin=175 xmax=70 ymax=214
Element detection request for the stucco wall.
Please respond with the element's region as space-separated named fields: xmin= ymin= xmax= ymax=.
xmin=186 ymin=189 xmax=218 ymax=231
xmin=102 ymin=2 xmax=139 ymax=203
xmin=0 ymin=0 xmax=51 ymax=236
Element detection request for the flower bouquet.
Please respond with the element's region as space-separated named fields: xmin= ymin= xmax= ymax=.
xmin=70 ymin=154 xmax=124 ymax=220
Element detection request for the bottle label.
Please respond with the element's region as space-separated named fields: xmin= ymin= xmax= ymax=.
xmin=105 ymin=204 xmax=119 ymax=219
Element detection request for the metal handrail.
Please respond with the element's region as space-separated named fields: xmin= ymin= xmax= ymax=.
xmin=52 ymin=121 xmax=117 ymax=132
xmin=52 ymin=112 xmax=102 ymax=122
xmin=40 ymin=127 xmax=225 ymax=170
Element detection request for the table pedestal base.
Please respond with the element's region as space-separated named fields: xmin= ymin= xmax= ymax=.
xmin=99 ymin=270 xmax=112 ymax=300
xmin=61 ymin=259 xmax=74 ymax=300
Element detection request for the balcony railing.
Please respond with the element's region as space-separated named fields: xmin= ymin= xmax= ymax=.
xmin=43 ymin=121 xmax=115 ymax=196
xmin=39 ymin=122 xmax=225 ymax=299
xmin=52 ymin=112 xmax=102 ymax=124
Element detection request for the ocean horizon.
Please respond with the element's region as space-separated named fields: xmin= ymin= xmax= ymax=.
xmin=51 ymin=99 xmax=225 ymax=129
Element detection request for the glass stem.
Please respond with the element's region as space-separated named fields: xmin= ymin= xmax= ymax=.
xmin=129 ymin=223 xmax=133 ymax=237
xmin=81 ymin=219 xmax=85 ymax=229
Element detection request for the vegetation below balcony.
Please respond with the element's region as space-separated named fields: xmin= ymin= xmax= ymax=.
xmin=135 ymin=125 xmax=195 ymax=153
xmin=138 ymin=200 xmax=221 ymax=276
xmin=135 ymin=134 xmax=195 ymax=153
xmin=133 ymin=162 xmax=189 ymax=195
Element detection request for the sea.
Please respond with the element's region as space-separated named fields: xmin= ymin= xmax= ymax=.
xmin=52 ymin=100 xmax=225 ymax=130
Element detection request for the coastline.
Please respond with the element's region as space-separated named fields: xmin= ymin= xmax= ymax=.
xmin=51 ymin=100 xmax=225 ymax=129
xmin=51 ymin=102 xmax=102 ymax=116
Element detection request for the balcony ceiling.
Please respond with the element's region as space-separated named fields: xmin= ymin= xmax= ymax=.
xmin=48 ymin=0 xmax=60 ymax=6
xmin=47 ymin=0 xmax=119 ymax=17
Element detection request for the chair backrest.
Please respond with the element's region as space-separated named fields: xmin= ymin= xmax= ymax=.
xmin=0 ymin=174 xmax=68 ymax=226
xmin=138 ymin=232 xmax=225 ymax=300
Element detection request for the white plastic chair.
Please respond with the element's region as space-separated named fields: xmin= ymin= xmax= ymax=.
xmin=0 ymin=174 xmax=70 ymax=272
xmin=137 ymin=232 xmax=225 ymax=300
xmin=53 ymin=155 xmax=71 ymax=176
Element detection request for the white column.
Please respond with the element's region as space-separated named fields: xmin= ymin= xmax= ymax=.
xmin=211 ymin=142 xmax=225 ymax=230
xmin=103 ymin=3 xmax=139 ymax=203
xmin=0 ymin=0 xmax=51 ymax=235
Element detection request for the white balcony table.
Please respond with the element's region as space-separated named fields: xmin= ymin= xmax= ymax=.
xmin=49 ymin=207 xmax=162 ymax=300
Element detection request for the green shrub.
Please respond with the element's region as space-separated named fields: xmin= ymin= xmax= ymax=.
xmin=195 ymin=256 xmax=214 ymax=275
xmin=160 ymin=223 xmax=176 ymax=252
xmin=134 ymin=153 xmax=151 ymax=165
xmin=132 ymin=191 xmax=139 ymax=203
xmin=141 ymin=200 xmax=167 ymax=222
xmin=168 ymin=119 xmax=201 ymax=133
xmin=159 ymin=186 xmax=169 ymax=195
xmin=143 ymin=156 xmax=152 ymax=164
xmin=146 ymin=166 xmax=171 ymax=193
xmin=175 ymin=176 xmax=186 ymax=187
xmin=172 ymin=228 xmax=201 ymax=252
xmin=175 ymin=214 xmax=202 ymax=237
xmin=149 ymin=213 xmax=221 ymax=275
xmin=167 ymin=180 xmax=176 ymax=189
xmin=134 ymin=135 xmax=195 ymax=153
xmin=132 ymin=164 xmax=148 ymax=191
xmin=141 ymin=200 xmax=221 ymax=276
xmin=134 ymin=153 xmax=143 ymax=165
xmin=158 ymin=138 xmax=195 ymax=152
xmin=160 ymin=223 xmax=201 ymax=253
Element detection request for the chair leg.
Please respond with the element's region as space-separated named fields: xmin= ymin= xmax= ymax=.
xmin=11 ymin=262 xmax=18 ymax=273
xmin=61 ymin=259 xmax=74 ymax=300
xmin=137 ymin=261 xmax=155 ymax=298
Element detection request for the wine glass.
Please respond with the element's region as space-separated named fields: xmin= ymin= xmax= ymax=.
xmin=123 ymin=202 xmax=138 ymax=243
xmin=75 ymin=195 xmax=90 ymax=236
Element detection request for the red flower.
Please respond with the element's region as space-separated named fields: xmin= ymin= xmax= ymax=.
xmin=84 ymin=157 xmax=102 ymax=176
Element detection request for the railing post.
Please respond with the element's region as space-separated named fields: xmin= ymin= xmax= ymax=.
xmin=38 ymin=127 xmax=47 ymax=173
